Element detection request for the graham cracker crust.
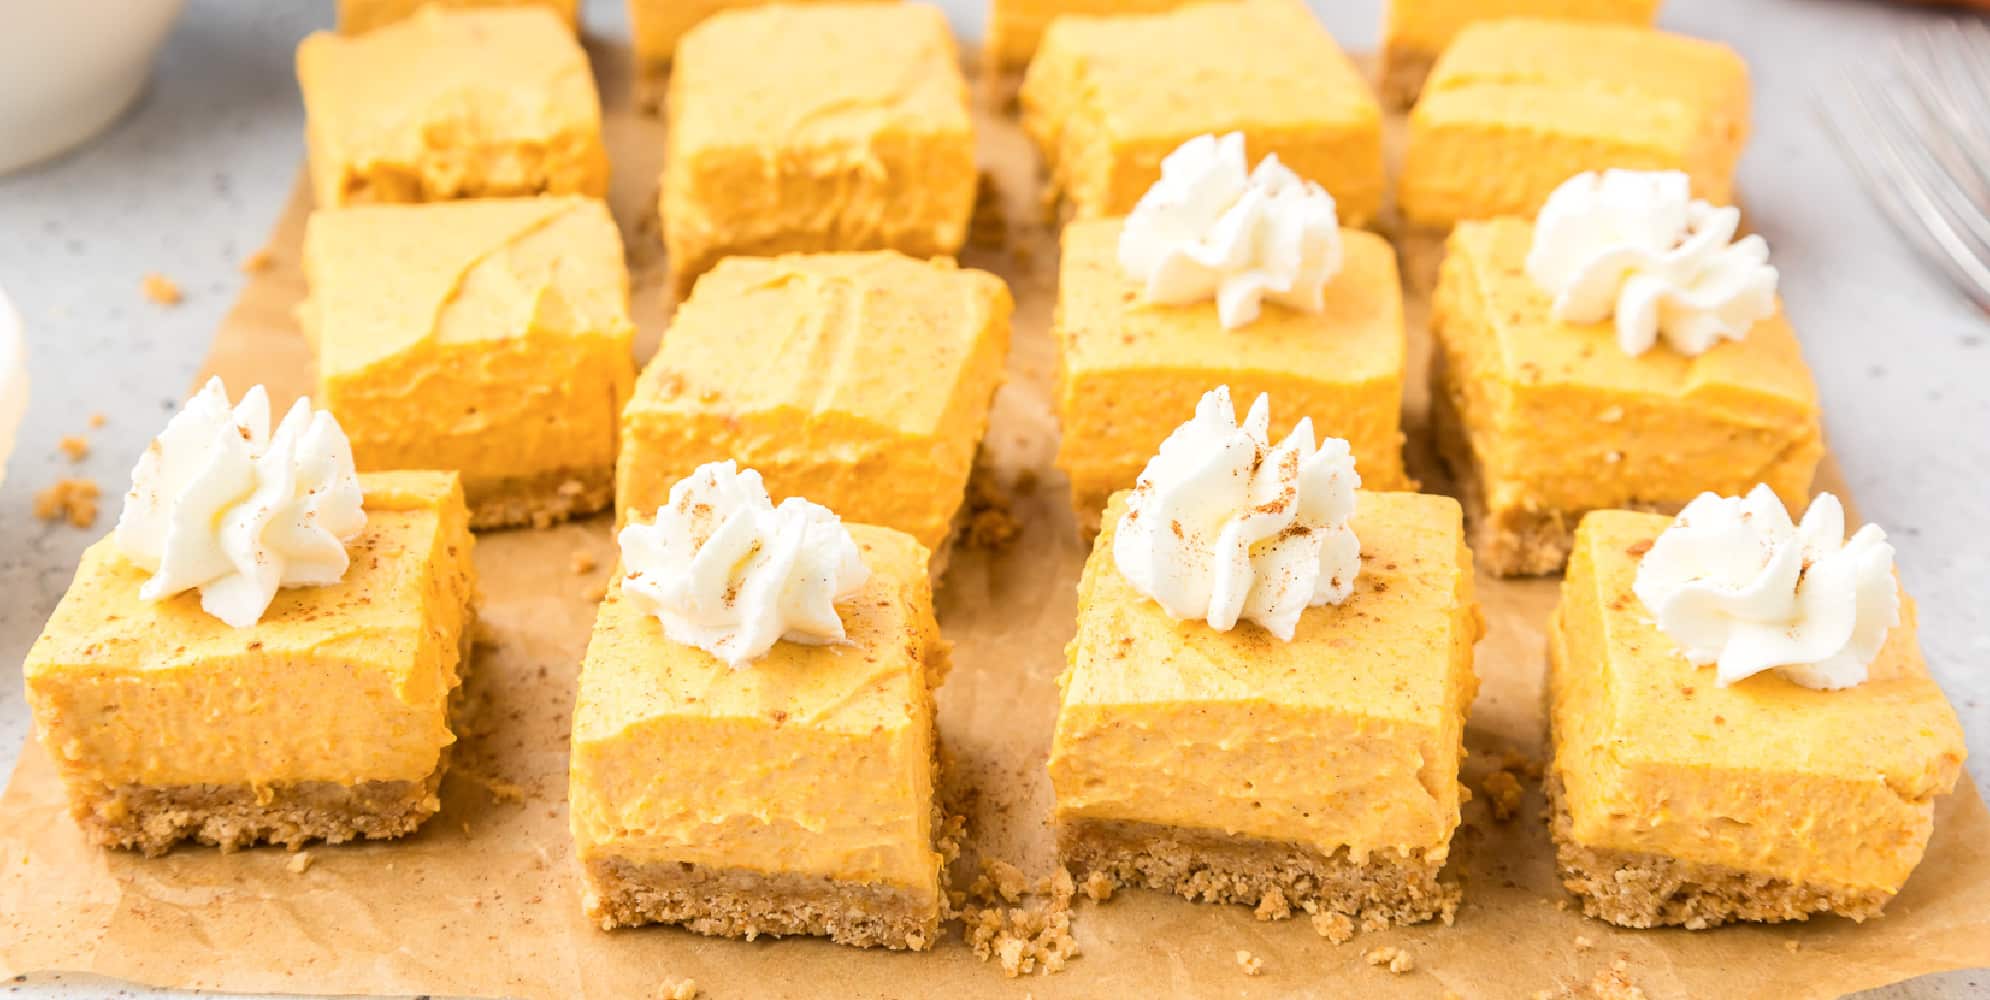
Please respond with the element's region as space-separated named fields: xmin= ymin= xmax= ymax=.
xmin=1545 ymin=773 xmax=1892 ymax=929
xmin=1430 ymin=356 xmax=1667 ymax=577
xmin=581 ymin=856 xmax=943 ymax=950
xmin=468 ymin=465 xmax=615 ymax=531
xmin=68 ymin=610 xmax=478 ymax=857
xmin=1379 ymin=46 xmax=1437 ymax=110
xmin=1058 ymin=818 xmax=1457 ymax=928
xmin=75 ymin=774 xmax=448 ymax=857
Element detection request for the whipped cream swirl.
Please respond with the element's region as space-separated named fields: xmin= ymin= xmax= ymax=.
xmin=115 ymin=378 xmax=367 ymax=629
xmin=1526 ymin=170 xmax=1779 ymax=358
xmin=1114 ymin=386 xmax=1361 ymax=641
xmin=1118 ymin=132 xmax=1344 ymax=330
xmin=620 ymin=461 xmax=870 ymax=668
xmin=0 ymin=288 xmax=25 ymax=490
xmin=1633 ymin=485 xmax=1899 ymax=690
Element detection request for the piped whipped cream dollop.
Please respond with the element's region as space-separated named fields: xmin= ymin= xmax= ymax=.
xmin=1526 ymin=169 xmax=1779 ymax=358
xmin=1118 ymin=132 xmax=1344 ymax=330
xmin=1113 ymin=386 xmax=1361 ymax=641
xmin=0 ymin=288 xmax=25 ymax=491
xmin=619 ymin=461 xmax=870 ymax=668
xmin=1632 ymin=485 xmax=1899 ymax=690
xmin=115 ymin=377 xmax=367 ymax=629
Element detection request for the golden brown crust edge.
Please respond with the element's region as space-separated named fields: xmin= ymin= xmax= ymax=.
xmin=580 ymin=856 xmax=944 ymax=950
xmin=1058 ymin=818 xmax=1457 ymax=928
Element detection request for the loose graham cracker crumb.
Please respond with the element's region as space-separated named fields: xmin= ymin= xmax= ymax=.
xmin=286 ymin=851 xmax=314 ymax=874
xmin=141 ymin=272 xmax=183 ymax=306
xmin=1574 ymin=934 xmax=1595 ymax=951
xmin=572 ymin=551 xmax=598 ymax=575
xmin=1235 ymin=950 xmax=1263 ymax=976
xmin=34 ymin=478 xmax=101 ymax=528
xmin=88 ymin=412 xmax=107 ymax=429
xmin=654 ymin=978 xmax=699 ymax=1000
xmin=963 ymin=860 xmax=1079 ymax=977
xmin=1365 ymin=946 xmax=1415 ymax=974
xmin=57 ymin=436 xmax=89 ymax=462
xmin=1311 ymin=910 xmax=1355 ymax=944
xmin=1587 ymin=960 xmax=1648 ymax=1000
xmin=963 ymin=468 xmax=1023 ymax=552
xmin=1080 ymin=870 xmax=1115 ymax=903
xmin=1253 ymin=886 xmax=1292 ymax=921
xmin=240 ymin=248 xmax=275 ymax=274
xmin=1482 ymin=767 xmax=1525 ymax=823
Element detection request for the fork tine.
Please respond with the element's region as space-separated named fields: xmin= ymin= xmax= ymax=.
xmin=1823 ymin=76 xmax=1990 ymax=311
xmin=1874 ymin=77 xmax=1990 ymax=252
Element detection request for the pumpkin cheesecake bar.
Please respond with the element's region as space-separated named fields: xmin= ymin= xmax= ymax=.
xmin=1379 ymin=0 xmax=1662 ymax=108
xmin=618 ymin=252 xmax=1010 ymax=563
xmin=1055 ymin=218 xmax=1410 ymax=533
xmin=303 ymin=196 xmax=636 ymax=530
xmin=1020 ymin=0 xmax=1384 ymax=225
xmin=662 ymin=2 xmax=975 ymax=291
xmin=1431 ymin=172 xmax=1821 ymax=575
xmin=24 ymin=380 xmax=477 ymax=855
xmin=337 ymin=0 xmax=578 ymax=34
xmin=1051 ymin=390 xmax=1481 ymax=926
xmin=1549 ymin=503 xmax=1965 ymax=927
xmin=984 ymin=0 xmax=1193 ymax=70
xmin=571 ymin=463 xmax=950 ymax=948
xmin=1400 ymin=19 xmax=1747 ymax=228
xmin=297 ymin=6 xmax=608 ymax=207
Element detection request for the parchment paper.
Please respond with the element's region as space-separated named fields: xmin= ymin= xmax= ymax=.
xmin=3 ymin=38 xmax=1987 ymax=1000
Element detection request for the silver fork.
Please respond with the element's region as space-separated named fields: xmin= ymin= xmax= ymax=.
xmin=1818 ymin=19 xmax=1990 ymax=313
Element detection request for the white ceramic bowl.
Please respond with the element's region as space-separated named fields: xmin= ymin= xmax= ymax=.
xmin=0 ymin=0 xmax=187 ymax=173
xmin=0 ymin=286 xmax=26 ymax=490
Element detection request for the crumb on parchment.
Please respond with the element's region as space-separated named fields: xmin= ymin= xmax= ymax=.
xmin=1311 ymin=910 xmax=1354 ymax=944
xmin=1235 ymin=950 xmax=1263 ymax=976
xmin=142 ymin=272 xmax=183 ymax=306
xmin=1365 ymin=945 xmax=1415 ymax=974
xmin=240 ymin=248 xmax=276 ymax=274
xmin=572 ymin=550 xmax=598 ymax=575
xmin=286 ymin=851 xmax=313 ymax=874
xmin=88 ymin=412 xmax=107 ymax=429
xmin=1080 ymin=870 xmax=1115 ymax=903
xmin=1253 ymin=886 xmax=1292 ymax=921
xmin=654 ymin=978 xmax=698 ymax=1000
xmin=34 ymin=478 xmax=101 ymax=528
xmin=964 ymin=860 xmax=1079 ymax=977
xmin=1482 ymin=767 xmax=1525 ymax=822
xmin=57 ymin=436 xmax=89 ymax=462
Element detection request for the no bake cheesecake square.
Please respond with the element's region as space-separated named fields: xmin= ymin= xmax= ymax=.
xmin=338 ymin=0 xmax=579 ymax=35
xmin=618 ymin=252 xmax=1011 ymax=559
xmin=1054 ymin=219 xmax=1411 ymax=533
xmin=1020 ymin=0 xmax=1384 ymax=225
xmin=302 ymin=196 xmax=636 ymax=530
xmin=23 ymin=471 xmax=477 ymax=856
xmin=984 ymin=0 xmax=1194 ymax=70
xmin=1400 ymin=18 xmax=1747 ymax=229
xmin=1548 ymin=510 xmax=1966 ymax=928
xmin=569 ymin=525 xmax=949 ymax=948
xmin=1049 ymin=491 xmax=1482 ymax=925
xmin=662 ymin=2 xmax=976 ymax=290
xmin=1431 ymin=217 xmax=1821 ymax=576
xmin=1379 ymin=0 xmax=1662 ymax=108
xmin=297 ymin=6 xmax=609 ymax=208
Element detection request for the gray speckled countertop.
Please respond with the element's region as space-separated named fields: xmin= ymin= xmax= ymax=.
xmin=0 ymin=1 xmax=1983 ymax=997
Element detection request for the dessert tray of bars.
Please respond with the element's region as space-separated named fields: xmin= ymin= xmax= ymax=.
xmin=2 ymin=2 xmax=1987 ymax=999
